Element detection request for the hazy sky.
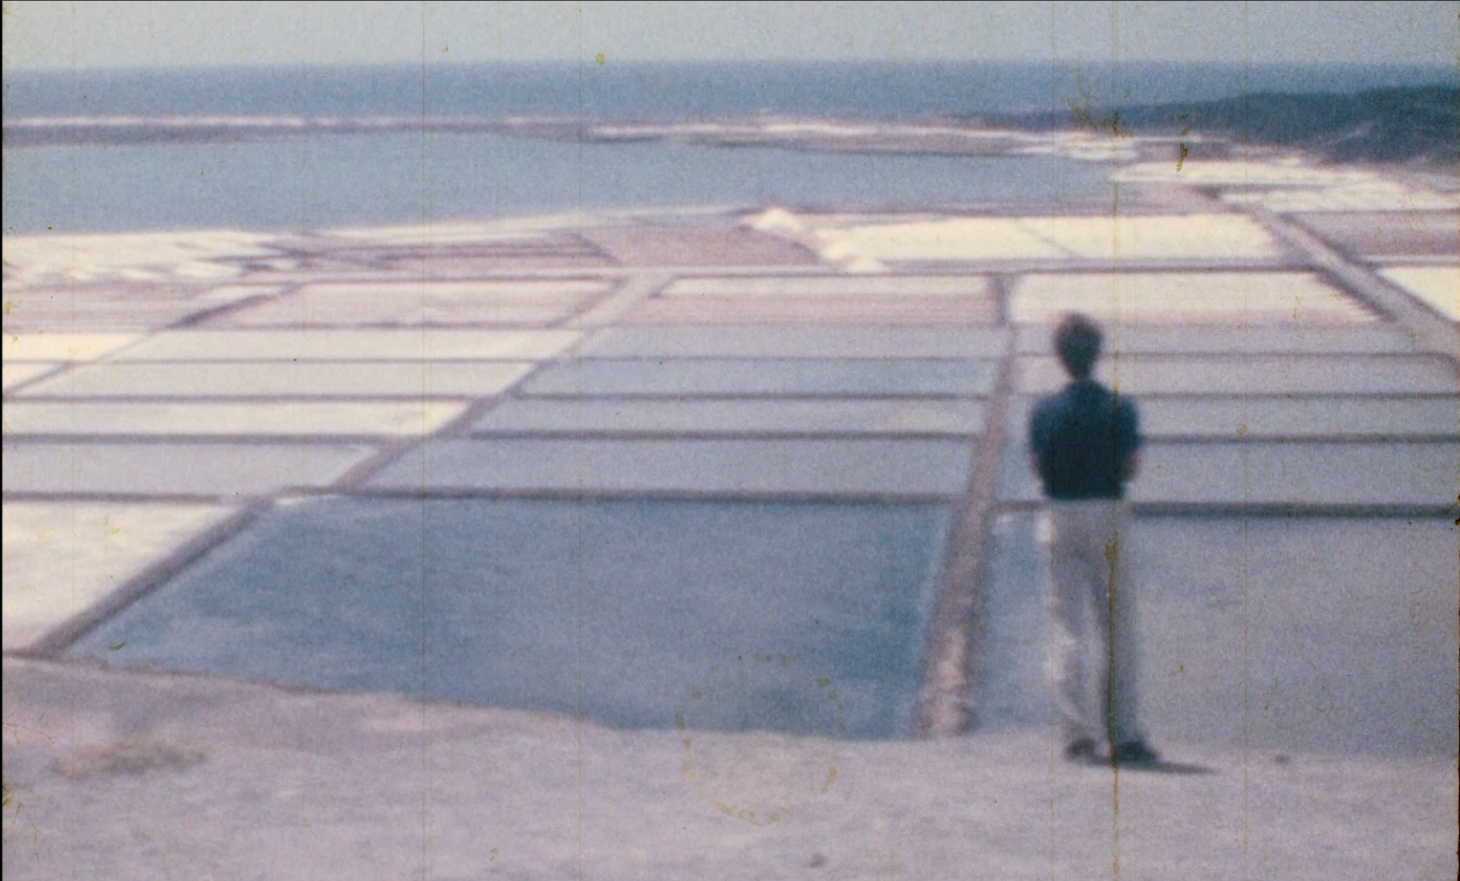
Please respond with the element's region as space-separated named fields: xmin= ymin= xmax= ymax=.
xmin=3 ymin=1 xmax=1457 ymax=70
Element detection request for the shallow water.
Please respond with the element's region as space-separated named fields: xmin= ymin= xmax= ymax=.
xmin=2 ymin=131 xmax=1112 ymax=234
xmin=73 ymin=497 xmax=951 ymax=739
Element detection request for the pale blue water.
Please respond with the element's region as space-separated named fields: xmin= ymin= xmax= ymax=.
xmin=2 ymin=132 xmax=1111 ymax=234
xmin=5 ymin=61 xmax=1453 ymax=234
xmin=73 ymin=497 xmax=951 ymax=738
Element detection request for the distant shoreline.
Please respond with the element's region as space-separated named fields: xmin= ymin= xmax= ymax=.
xmin=0 ymin=114 xmax=1144 ymax=163
xmin=6 ymin=86 xmax=1454 ymax=169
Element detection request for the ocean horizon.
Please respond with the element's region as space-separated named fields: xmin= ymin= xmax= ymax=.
xmin=8 ymin=60 xmax=1457 ymax=119
xmin=5 ymin=61 xmax=1455 ymax=236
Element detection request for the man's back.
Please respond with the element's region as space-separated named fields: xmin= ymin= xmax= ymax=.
xmin=1033 ymin=313 xmax=1159 ymax=766
xmin=1029 ymin=379 xmax=1140 ymax=500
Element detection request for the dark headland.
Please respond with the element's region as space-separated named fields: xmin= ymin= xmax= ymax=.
xmin=982 ymin=86 xmax=1460 ymax=167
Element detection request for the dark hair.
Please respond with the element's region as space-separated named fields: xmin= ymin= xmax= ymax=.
xmin=1054 ymin=313 xmax=1102 ymax=380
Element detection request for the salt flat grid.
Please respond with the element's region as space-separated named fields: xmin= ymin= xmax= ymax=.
xmin=1010 ymin=324 xmax=1419 ymax=354
xmin=620 ymin=295 xmax=1002 ymax=325
xmin=2 ymin=502 xmax=238 ymax=651
xmin=2 ymin=298 xmax=243 ymax=331
xmin=517 ymin=358 xmax=999 ymax=398
xmin=64 ymin=496 xmax=950 ymax=739
xmin=2 ymin=211 xmax=1451 ymax=506
xmin=814 ymin=217 xmax=1066 ymax=262
xmin=580 ymin=225 xmax=821 ymax=266
xmin=579 ymin=326 xmax=1011 ymax=359
xmin=1008 ymin=271 xmax=1380 ymax=324
xmin=1290 ymin=210 xmax=1459 ymax=259
xmin=2 ymin=400 xmax=468 ymax=438
xmin=1004 ymin=396 xmax=1460 ymax=442
xmin=211 ymin=278 xmax=619 ymax=327
xmin=1 ymin=442 xmax=377 ymax=497
xmin=996 ymin=441 xmax=1459 ymax=508
xmin=2 ymin=196 xmax=1456 ymax=752
xmin=981 ymin=513 xmax=1458 ymax=756
xmin=813 ymin=214 xmax=1283 ymax=264
xmin=108 ymin=329 xmax=583 ymax=361
xmin=663 ymin=275 xmax=992 ymax=297
xmin=1378 ymin=265 xmax=1460 ymax=322
xmin=15 ymin=361 xmax=538 ymax=399
xmin=1 ymin=333 xmax=146 ymax=361
xmin=1224 ymin=187 xmax=1459 ymax=213
xmin=2 ymin=362 xmax=62 ymax=391
xmin=1013 ymin=354 xmax=1459 ymax=395
xmin=362 ymin=437 xmax=976 ymax=500
xmin=470 ymin=398 xmax=989 ymax=438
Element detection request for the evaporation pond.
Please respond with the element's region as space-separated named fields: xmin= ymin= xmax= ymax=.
xmin=979 ymin=513 xmax=1458 ymax=759
xmin=73 ymin=497 xmax=951 ymax=739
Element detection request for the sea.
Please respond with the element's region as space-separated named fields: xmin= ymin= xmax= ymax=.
xmin=4 ymin=61 xmax=1455 ymax=236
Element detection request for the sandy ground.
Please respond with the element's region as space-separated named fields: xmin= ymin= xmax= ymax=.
xmin=4 ymin=657 xmax=1455 ymax=881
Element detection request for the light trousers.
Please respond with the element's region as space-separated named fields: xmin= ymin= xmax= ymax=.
xmin=1045 ymin=499 xmax=1144 ymax=746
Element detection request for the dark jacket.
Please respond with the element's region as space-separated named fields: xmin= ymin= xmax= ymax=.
xmin=1029 ymin=379 xmax=1141 ymax=500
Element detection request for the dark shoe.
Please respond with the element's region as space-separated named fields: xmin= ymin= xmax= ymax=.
xmin=1111 ymin=740 xmax=1161 ymax=767
xmin=1064 ymin=737 xmax=1099 ymax=763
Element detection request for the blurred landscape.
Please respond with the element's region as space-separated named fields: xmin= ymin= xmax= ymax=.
xmin=4 ymin=50 xmax=1457 ymax=881
xmin=6 ymin=74 xmax=1458 ymax=169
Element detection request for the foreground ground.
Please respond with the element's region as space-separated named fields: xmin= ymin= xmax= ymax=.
xmin=4 ymin=658 xmax=1455 ymax=881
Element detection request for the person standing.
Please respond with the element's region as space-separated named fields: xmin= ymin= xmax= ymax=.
xmin=1029 ymin=313 xmax=1159 ymax=767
